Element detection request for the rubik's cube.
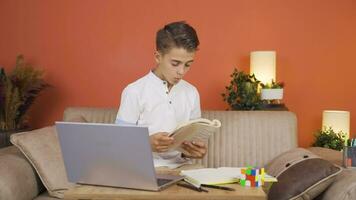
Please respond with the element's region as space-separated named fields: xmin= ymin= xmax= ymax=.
xmin=239 ymin=166 xmax=265 ymax=187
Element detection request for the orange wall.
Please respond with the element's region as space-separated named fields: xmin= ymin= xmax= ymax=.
xmin=1 ymin=0 xmax=355 ymax=147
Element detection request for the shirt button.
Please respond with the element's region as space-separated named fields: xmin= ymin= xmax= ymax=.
xmin=169 ymin=101 xmax=172 ymax=104
xmin=166 ymin=91 xmax=169 ymax=94
xmin=163 ymin=81 xmax=166 ymax=84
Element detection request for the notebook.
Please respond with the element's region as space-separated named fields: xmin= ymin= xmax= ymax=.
xmin=180 ymin=167 xmax=243 ymax=187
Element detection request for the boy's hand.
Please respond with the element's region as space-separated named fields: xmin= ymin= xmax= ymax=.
xmin=181 ymin=140 xmax=207 ymax=159
xmin=150 ymin=132 xmax=174 ymax=152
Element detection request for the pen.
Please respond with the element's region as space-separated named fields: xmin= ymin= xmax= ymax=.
xmin=199 ymin=186 xmax=209 ymax=192
xmin=201 ymin=184 xmax=236 ymax=191
xmin=177 ymin=182 xmax=208 ymax=192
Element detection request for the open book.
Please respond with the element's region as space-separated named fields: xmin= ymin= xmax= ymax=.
xmin=168 ymin=118 xmax=221 ymax=154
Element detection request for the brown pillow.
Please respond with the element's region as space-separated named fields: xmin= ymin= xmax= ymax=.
xmin=265 ymin=148 xmax=342 ymax=200
xmin=316 ymin=169 xmax=356 ymax=200
xmin=10 ymin=126 xmax=74 ymax=198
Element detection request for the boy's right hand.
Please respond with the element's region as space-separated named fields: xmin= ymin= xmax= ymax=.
xmin=150 ymin=132 xmax=174 ymax=152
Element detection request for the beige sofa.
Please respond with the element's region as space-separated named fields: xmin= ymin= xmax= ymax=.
xmin=0 ymin=107 xmax=351 ymax=200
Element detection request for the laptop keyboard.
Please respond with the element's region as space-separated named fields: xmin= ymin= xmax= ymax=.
xmin=157 ymin=178 xmax=172 ymax=186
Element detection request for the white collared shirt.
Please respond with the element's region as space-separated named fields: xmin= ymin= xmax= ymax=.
xmin=116 ymin=71 xmax=201 ymax=165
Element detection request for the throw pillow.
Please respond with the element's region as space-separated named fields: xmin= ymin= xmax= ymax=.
xmin=265 ymin=148 xmax=342 ymax=200
xmin=316 ymin=169 xmax=356 ymax=200
xmin=10 ymin=126 xmax=74 ymax=198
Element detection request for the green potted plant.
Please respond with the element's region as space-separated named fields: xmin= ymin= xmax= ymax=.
xmin=312 ymin=127 xmax=346 ymax=151
xmin=260 ymin=80 xmax=284 ymax=100
xmin=0 ymin=55 xmax=48 ymax=147
xmin=222 ymin=68 xmax=262 ymax=110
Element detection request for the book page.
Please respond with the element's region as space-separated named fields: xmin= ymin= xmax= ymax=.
xmin=172 ymin=118 xmax=221 ymax=132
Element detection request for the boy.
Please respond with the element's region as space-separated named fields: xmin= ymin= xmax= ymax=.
xmin=116 ymin=21 xmax=206 ymax=167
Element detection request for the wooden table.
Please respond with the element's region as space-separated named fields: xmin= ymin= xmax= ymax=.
xmin=64 ymin=165 xmax=266 ymax=200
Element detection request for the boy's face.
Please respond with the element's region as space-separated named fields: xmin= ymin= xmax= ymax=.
xmin=154 ymin=47 xmax=195 ymax=86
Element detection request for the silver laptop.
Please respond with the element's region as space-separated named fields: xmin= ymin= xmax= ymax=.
xmin=55 ymin=121 xmax=183 ymax=191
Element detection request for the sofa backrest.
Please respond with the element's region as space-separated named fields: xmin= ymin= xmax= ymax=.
xmin=199 ymin=111 xmax=297 ymax=168
xmin=63 ymin=107 xmax=297 ymax=168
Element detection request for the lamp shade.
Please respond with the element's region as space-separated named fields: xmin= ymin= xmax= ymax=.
xmin=250 ymin=51 xmax=276 ymax=84
xmin=322 ymin=110 xmax=350 ymax=139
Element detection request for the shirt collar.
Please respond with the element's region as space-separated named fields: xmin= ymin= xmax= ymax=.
xmin=148 ymin=70 xmax=168 ymax=86
xmin=147 ymin=70 xmax=182 ymax=90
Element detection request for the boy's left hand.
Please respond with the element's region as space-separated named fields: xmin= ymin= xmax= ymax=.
xmin=181 ymin=140 xmax=207 ymax=159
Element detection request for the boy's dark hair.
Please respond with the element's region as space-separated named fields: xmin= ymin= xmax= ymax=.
xmin=156 ymin=21 xmax=199 ymax=54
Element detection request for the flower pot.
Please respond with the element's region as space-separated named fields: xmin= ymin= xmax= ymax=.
xmin=261 ymin=88 xmax=284 ymax=100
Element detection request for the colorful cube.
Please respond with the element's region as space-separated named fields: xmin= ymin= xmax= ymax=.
xmin=239 ymin=166 xmax=265 ymax=187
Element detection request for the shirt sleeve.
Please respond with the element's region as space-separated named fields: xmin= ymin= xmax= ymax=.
xmin=190 ymin=87 xmax=201 ymax=120
xmin=115 ymin=86 xmax=141 ymax=124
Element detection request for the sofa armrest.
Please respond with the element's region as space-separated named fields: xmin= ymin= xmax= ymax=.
xmin=0 ymin=146 xmax=44 ymax=200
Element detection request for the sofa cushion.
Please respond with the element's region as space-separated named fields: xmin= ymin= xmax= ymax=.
xmin=35 ymin=192 xmax=59 ymax=200
xmin=10 ymin=126 xmax=74 ymax=198
xmin=265 ymin=148 xmax=342 ymax=200
xmin=0 ymin=146 xmax=45 ymax=200
xmin=307 ymin=147 xmax=343 ymax=166
xmin=65 ymin=115 xmax=87 ymax=123
xmin=316 ymin=169 xmax=356 ymax=200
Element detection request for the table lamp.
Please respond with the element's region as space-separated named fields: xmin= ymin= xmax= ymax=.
xmin=322 ymin=110 xmax=350 ymax=140
xmin=250 ymin=51 xmax=276 ymax=84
